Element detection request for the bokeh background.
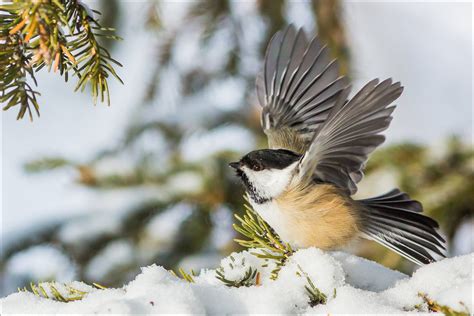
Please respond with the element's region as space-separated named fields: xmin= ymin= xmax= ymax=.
xmin=1 ymin=0 xmax=472 ymax=296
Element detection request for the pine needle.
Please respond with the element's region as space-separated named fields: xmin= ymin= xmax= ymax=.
xmin=0 ymin=0 xmax=122 ymax=120
xmin=18 ymin=281 xmax=106 ymax=302
xmin=230 ymin=200 xmax=328 ymax=306
xmin=418 ymin=293 xmax=469 ymax=316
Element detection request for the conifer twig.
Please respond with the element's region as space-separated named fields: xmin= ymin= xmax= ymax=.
xmin=0 ymin=0 xmax=122 ymax=120
xmin=170 ymin=268 xmax=196 ymax=283
xmin=418 ymin=293 xmax=469 ymax=316
xmin=0 ymin=32 xmax=40 ymax=120
xmin=296 ymin=264 xmax=327 ymax=306
xmin=232 ymin=200 xmax=327 ymax=307
xmin=215 ymin=255 xmax=259 ymax=287
xmin=233 ymin=201 xmax=293 ymax=279
xmin=64 ymin=0 xmax=123 ymax=105
xmin=18 ymin=281 xmax=105 ymax=302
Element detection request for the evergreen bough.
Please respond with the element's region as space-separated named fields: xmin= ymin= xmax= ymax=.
xmin=233 ymin=201 xmax=293 ymax=280
xmin=418 ymin=293 xmax=469 ymax=316
xmin=18 ymin=281 xmax=105 ymax=302
xmin=0 ymin=0 xmax=122 ymax=120
xmin=216 ymin=255 xmax=259 ymax=287
xmin=229 ymin=200 xmax=327 ymax=306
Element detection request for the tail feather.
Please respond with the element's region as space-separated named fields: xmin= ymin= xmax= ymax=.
xmin=369 ymin=217 xmax=445 ymax=254
xmin=367 ymin=206 xmax=444 ymax=240
xmin=359 ymin=189 xmax=446 ymax=265
xmin=368 ymin=218 xmax=445 ymax=257
xmin=362 ymin=190 xmax=423 ymax=212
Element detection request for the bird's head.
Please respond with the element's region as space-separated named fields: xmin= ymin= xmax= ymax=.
xmin=229 ymin=149 xmax=301 ymax=203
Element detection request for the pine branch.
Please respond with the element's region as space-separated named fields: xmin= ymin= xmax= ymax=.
xmin=418 ymin=293 xmax=469 ymax=316
xmin=170 ymin=268 xmax=196 ymax=283
xmin=0 ymin=0 xmax=122 ymax=120
xmin=296 ymin=265 xmax=327 ymax=307
xmin=0 ymin=31 xmax=40 ymax=119
xmin=216 ymin=266 xmax=258 ymax=287
xmin=216 ymin=255 xmax=259 ymax=287
xmin=233 ymin=201 xmax=293 ymax=280
xmin=18 ymin=281 xmax=105 ymax=302
xmin=232 ymin=200 xmax=327 ymax=307
xmin=65 ymin=0 xmax=123 ymax=105
xmin=24 ymin=157 xmax=73 ymax=172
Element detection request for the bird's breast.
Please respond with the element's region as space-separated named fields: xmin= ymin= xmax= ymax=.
xmin=249 ymin=198 xmax=295 ymax=243
xmin=249 ymin=184 xmax=361 ymax=250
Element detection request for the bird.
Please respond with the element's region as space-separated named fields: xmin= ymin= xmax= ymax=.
xmin=229 ymin=25 xmax=446 ymax=265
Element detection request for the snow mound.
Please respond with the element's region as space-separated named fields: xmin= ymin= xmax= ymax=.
xmin=1 ymin=249 xmax=471 ymax=314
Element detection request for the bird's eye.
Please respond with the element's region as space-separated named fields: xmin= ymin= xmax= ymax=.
xmin=252 ymin=164 xmax=263 ymax=171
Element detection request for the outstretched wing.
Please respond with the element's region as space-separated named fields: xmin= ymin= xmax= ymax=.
xmin=298 ymin=79 xmax=404 ymax=194
xmin=256 ymin=25 xmax=349 ymax=154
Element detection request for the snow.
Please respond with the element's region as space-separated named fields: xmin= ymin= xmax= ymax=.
xmin=2 ymin=245 xmax=77 ymax=296
xmin=452 ymin=220 xmax=474 ymax=256
xmin=177 ymin=253 xmax=221 ymax=274
xmin=144 ymin=203 xmax=194 ymax=244
xmin=330 ymin=251 xmax=406 ymax=292
xmin=58 ymin=214 xmax=122 ymax=245
xmin=4 ymin=246 xmax=75 ymax=282
xmin=314 ymin=285 xmax=402 ymax=314
xmin=84 ymin=240 xmax=135 ymax=281
xmin=164 ymin=171 xmax=203 ymax=195
xmin=207 ymin=77 xmax=247 ymax=111
xmin=209 ymin=206 xmax=235 ymax=249
xmin=1 ymin=249 xmax=471 ymax=314
xmin=382 ymin=254 xmax=472 ymax=312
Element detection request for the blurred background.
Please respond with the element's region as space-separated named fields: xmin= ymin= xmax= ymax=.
xmin=1 ymin=0 xmax=472 ymax=296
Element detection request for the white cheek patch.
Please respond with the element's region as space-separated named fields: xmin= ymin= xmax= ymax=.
xmin=242 ymin=162 xmax=298 ymax=199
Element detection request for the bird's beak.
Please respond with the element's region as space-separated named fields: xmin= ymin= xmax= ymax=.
xmin=229 ymin=161 xmax=241 ymax=170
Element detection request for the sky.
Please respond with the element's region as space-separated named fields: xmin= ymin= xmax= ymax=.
xmin=1 ymin=1 xmax=472 ymax=237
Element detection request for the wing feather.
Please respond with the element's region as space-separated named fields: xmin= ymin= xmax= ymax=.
xmin=298 ymin=79 xmax=404 ymax=194
xmin=258 ymin=26 xmax=404 ymax=195
xmin=256 ymin=25 xmax=348 ymax=153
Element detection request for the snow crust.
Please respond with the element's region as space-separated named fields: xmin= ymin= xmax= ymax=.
xmin=1 ymin=249 xmax=471 ymax=314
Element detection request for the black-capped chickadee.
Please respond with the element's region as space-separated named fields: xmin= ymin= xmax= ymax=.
xmin=229 ymin=25 xmax=446 ymax=265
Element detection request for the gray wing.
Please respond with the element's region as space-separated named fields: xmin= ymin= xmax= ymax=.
xmin=298 ymin=79 xmax=404 ymax=194
xmin=256 ymin=25 xmax=349 ymax=154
